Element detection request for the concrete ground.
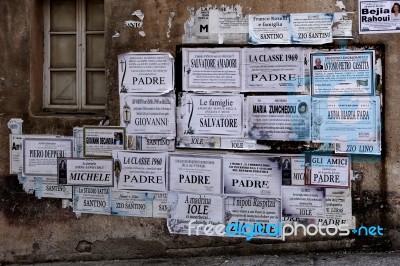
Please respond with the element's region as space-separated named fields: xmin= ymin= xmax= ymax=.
xmin=7 ymin=252 xmax=400 ymax=266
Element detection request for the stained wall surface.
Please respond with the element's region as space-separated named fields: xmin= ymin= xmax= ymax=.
xmin=0 ymin=0 xmax=397 ymax=263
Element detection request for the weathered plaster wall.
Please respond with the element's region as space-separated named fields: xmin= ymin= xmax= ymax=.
xmin=0 ymin=0 xmax=397 ymax=263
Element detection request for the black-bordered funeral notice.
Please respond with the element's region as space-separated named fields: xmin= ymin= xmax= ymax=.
xmin=182 ymin=47 xmax=242 ymax=92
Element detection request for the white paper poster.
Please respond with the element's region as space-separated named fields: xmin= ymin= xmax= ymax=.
xmin=83 ymin=127 xmax=125 ymax=157
xmin=127 ymin=135 xmax=175 ymax=152
xmin=113 ymin=151 xmax=167 ymax=191
xmin=35 ymin=176 xmax=72 ymax=199
xmin=176 ymin=136 xmax=222 ymax=149
xmin=359 ymin=0 xmax=400 ymax=34
xmin=335 ymin=142 xmax=381 ymax=155
xmin=23 ymin=138 xmax=73 ymax=176
xmin=111 ymin=189 xmax=153 ymax=217
xmin=220 ymin=138 xmax=259 ymax=150
xmin=225 ymin=196 xmax=282 ymax=239
xmin=317 ymin=188 xmax=352 ymax=226
xmin=223 ymin=155 xmax=281 ymax=196
xmin=169 ymin=154 xmax=222 ymax=194
xmin=120 ymin=94 xmax=176 ymax=135
xmin=57 ymin=158 xmax=114 ymax=187
xmin=249 ymin=14 xmax=291 ymax=44
xmin=306 ymin=154 xmax=350 ymax=187
xmin=153 ymin=192 xmax=168 ymax=218
xmin=11 ymin=135 xmax=61 ymax=175
xmin=249 ymin=13 xmax=334 ymax=44
xmin=242 ymin=47 xmax=305 ymax=93
xmin=10 ymin=135 xmax=23 ymax=174
xmin=311 ymin=51 xmax=374 ymax=96
xmin=281 ymin=156 xmax=305 ymax=186
xmin=209 ymin=8 xmax=248 ymax=34
xmin=282 ymin=186 xmax=325 ymax=218
xmin=73 ymin=186 xmax=111 ymax=215
xmin=182 ymin=48 xmax=242 ymax=91
xmin=247 ymin=96 xmax=311 ymax=141
xmin=311 ymin=97 xmax=380 ymax=143
xmin=73 ymin=127 xmax=84 ymax=158
xmin=118 ymin=53 xmax=174 ymax=94
xmin=182 ymin=5 xmax=247 ymax=44
xmin=177 ymin=93 xmax=243 ymax=137
xmin=167 ymin=192 xmax=224 ymax=235
xmin=290 ymin=13 xmax=334 ymax=44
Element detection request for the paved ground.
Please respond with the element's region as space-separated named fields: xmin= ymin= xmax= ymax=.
xmin=8 ymin=252 xmax=400 ymax=266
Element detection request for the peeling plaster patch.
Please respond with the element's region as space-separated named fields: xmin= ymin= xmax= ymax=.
xmin=335 ymin=1 xmax=346 ymax=11
xmin=332 ymin=12 xmax=354 ymax=39
xmin=150 ymin=49 xmax=160 ymax=52
xmin=167 ymin=12 xmax=175 ymax=38
xmin=112 ymin=31 xmax=121 ymax=38
xmin=183 ymin=4 xmax=247 ymax=44
xmin=375 ymin=58 xmax=382 ymax=76
xmin=62 ymin=199 xmax=72 ymax=208
xmin=133 ymin=10 xmax=144 ymax=21
xmin=218 ymin=34 xmax=224 ymax=44
xmin=124 ymin=20 xmax=143 ymax=28
xmin=125 ymin=10 xmax=145 ymax=37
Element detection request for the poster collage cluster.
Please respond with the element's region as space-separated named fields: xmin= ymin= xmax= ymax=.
xmin=9 ymin=44 xmax=382 ymax=240
xmin=9 ymin=7 xmax=383 ymax=239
